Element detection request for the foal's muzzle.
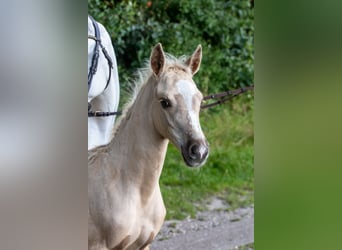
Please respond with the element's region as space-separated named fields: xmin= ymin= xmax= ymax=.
xmin=181 ymin=140 xmax=209 ymax=167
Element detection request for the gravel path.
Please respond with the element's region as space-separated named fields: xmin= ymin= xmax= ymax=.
xmin=151 ymin=198 xmax=254 ymax=250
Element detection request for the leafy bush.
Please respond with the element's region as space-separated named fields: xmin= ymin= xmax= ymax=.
xmin=89 ymin=0 xmax=254 ymax=97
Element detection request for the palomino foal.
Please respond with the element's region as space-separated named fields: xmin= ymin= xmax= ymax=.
xmin=88 ymin=43 xmax=209 ymax=250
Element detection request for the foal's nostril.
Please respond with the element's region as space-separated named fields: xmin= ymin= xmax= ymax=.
xmin=189 ymin=143 xmax=199 ymax=159
xmin=182 ymin=142 xmax=209 ymax=167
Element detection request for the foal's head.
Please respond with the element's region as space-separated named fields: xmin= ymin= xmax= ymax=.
xmin=150 ymin=43 xmax=209 ymax=167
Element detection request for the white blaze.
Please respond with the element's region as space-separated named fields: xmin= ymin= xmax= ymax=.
xmin=176 ymin=80 xmax=203 ymax=138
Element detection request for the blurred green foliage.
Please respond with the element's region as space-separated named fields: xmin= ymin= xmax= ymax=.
xmin=88 ymin=0 xmax=253 ymax=96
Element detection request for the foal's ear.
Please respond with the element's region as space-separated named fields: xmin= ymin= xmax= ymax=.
xmin=185 ymin=45 xmax=202 ymax=75
xmin=150 ymin=43 xmax=165 ymax=77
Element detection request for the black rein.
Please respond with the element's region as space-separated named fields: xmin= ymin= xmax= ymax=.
xmin=88 ymin=85 xmax=254 ymax=117
xmin=200 ymin=85 xmax=254 ymax=109
xmin=88 ymin=110 xmax=122 ymax=117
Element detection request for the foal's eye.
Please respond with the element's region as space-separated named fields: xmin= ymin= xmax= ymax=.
xmin=160 ymin=98 xmax=171 ymax=109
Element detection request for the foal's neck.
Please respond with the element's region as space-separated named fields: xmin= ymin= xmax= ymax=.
xmin=110 ymin=76 xmax=168 ymax=200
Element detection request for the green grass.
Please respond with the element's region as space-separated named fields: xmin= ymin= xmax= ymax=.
xmin=237 ymin=243 xmax=254 ymax=250
xmin=160 ymin=95 xmax=254 ymax=220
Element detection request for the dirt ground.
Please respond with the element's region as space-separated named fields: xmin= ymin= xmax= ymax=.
xmin=151 ymin=198 xmax=254 ymax=250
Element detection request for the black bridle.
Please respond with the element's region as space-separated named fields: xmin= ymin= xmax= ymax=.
xmin=88 ymin=16 xmax=116 ymax=117
xmin=88 ymin=15 xmax=114 ymax=92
